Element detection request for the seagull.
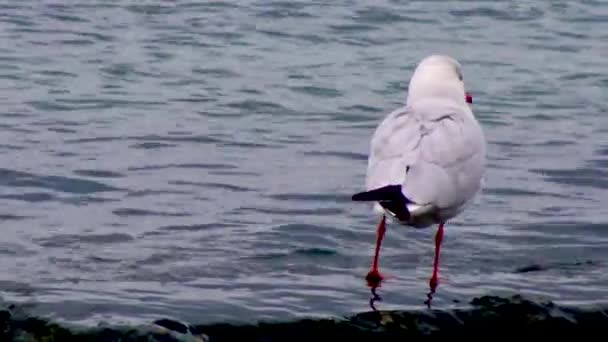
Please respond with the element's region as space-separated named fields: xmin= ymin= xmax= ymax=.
xmin=352 ymin=55 xmax=486 ymax=296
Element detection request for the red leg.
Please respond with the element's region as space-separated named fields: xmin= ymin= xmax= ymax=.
xmin=429 ymin=222 xmax=444 ymax=290
xmin=366 ymin=215 xmax=386 ymax=286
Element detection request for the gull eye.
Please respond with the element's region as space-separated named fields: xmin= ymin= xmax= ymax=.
xmin=454 ymin=65 xmax=463 ymax=81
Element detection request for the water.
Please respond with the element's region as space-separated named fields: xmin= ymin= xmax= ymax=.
xmin=1 ymin=0 xmax=607 ymax=330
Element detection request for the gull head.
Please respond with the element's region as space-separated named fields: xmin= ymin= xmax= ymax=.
xmin=406 ymin=55 xmax=471 ymax=107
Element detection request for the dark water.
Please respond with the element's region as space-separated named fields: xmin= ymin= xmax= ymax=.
xmin=1 ymin=0 xmax=607 ymax=333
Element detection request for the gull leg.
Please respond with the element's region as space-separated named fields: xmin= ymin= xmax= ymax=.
xmin=365 ymin=215 xmax=386 ymax=286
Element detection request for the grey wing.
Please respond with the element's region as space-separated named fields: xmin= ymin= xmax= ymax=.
xmin=403 ymin=110 xmax=486 ymax=210
xmin=365 ymin=106 xmax=423 ymax=192
xmin=366 ymin=106 xmax=485 ymax=210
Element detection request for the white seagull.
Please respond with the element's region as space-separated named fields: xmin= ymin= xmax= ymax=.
xmin=352 ymin=55 xmax=486 ymax=293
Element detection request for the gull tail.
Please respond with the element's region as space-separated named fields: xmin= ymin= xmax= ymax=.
xmin=352 ymin=185 xmax=411 ymax=221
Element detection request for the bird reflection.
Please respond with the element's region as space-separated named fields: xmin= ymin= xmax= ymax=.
xmin=366 ymin=274 xmax=440 ymax=311
xmin=424 ymin=277 xmax=438 ymax=308
xmin=369 ymin=284 xmax=382 ymax=312
xmin=366 ymin=274 xmax=383 ymax=312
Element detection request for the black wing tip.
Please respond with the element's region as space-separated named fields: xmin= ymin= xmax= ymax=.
xmin=351 ymin=192 xmax=369 ymax=201
xmin=351 ymin=185 xmax=403 ymax=202
xmin=352 ymin=184 xmax=411 ymax=221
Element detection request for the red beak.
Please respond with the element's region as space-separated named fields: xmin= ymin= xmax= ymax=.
xmin=465 ymin=92 xmax=472 ymax=104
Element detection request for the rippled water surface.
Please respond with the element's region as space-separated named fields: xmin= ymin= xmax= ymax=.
xmin=1 ymin=1 xmax=607 ymax=326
